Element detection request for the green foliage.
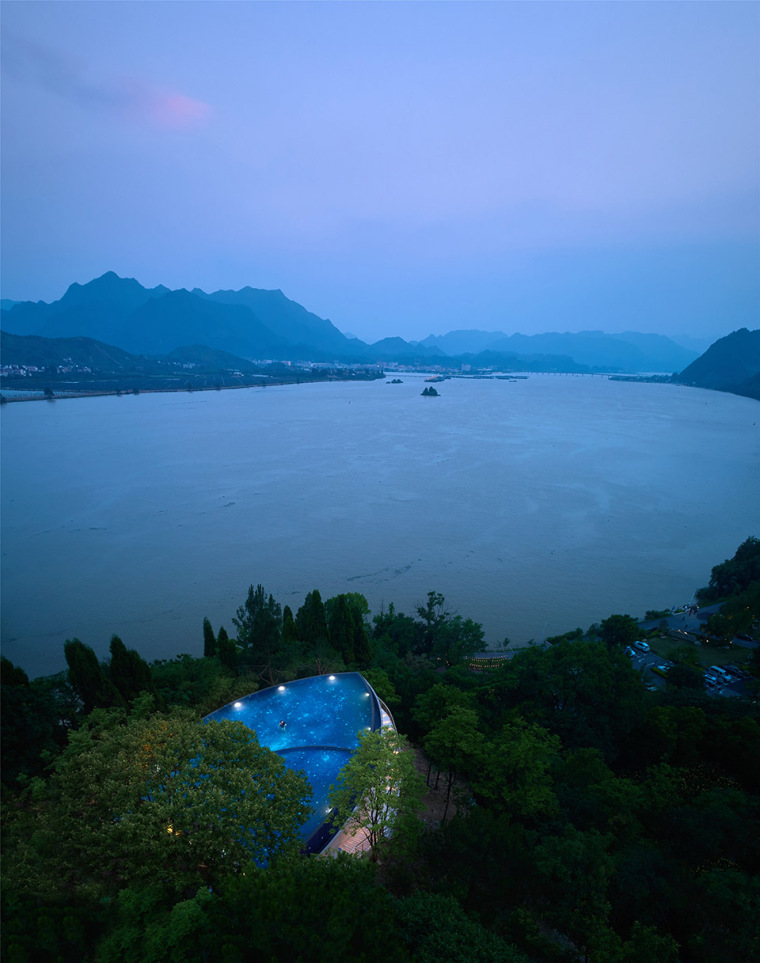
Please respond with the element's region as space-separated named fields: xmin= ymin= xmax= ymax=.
xmin=215 ymin=626 xmax=237 ymax=674
xmin=415 ymin=590 xmax=450 ymax=655
xmin=1 ymin=656 xmax=30 ymax=687
xmin=65 ymin=638 xmax=122 ymax=712
xmin=295 ymin=588 xmax=328 ymax=646
xmin=666 ymin=661 xmax=705 ymax=691
xmin=546 ymin=627 xmax=584 ymax=645
xmin=1 ymin=660 xmax=66 ymax=788
xmin=706 ymin=580 xmax=760 ymax=642
xmin=394 ymin=891 xmax=527 ymax=963
xmin=204 ymin=854 xmax=410 ymax=963
xmin=412 ymin=592 xmax=484 ymax=665
xmin=15 ymin=710 xmax=312 ymax=898
xmin=413 ymin=682 xmax=475 ymax=732
xmin=329 ymin=727 xmax=425 ymax=861
xmin=94 ymin=884 xmax=214 ymax=963
xmin=151 ymin=653 xmax=230 ymax=707
xmin=1 ymin=889 xmax=106 ymax=963
xmin=424 ymin=706 xmax=483 ymax=821
xmin=480 ymin=639 xmax=646 ymax=761
xmin=432 ymin=615 xmax=485 ymax=666
xmin=697 ymin=535 xmax=760 ymax=602
xmin=5 ymin=553 xmax=760 ymax=963
xmin=472 ymin=718 xmax=561 ymax=820
xmin=599 ymin=613 xmax=640 ymax=649
xmin=202 ymin=617 xmax=216 ymax=658
xmin=328 ymin=593 xmax=356 ymax=663
xmin=281 ymin=605 xmax=298 ymax=647
xmin=232 ymin=584 xmax=283 ymax=681
xmin=195 ymin=673 xmax=259 ymax=717
xmin=361 ymin=666 xmax=401 ymax=709
xmin=109 ymin=634 xmax=159 ymax=705
xmin=534 ymin=825 xmax=616 ymax=954
xmin=372 ymin=602 xmax=421 ymax=659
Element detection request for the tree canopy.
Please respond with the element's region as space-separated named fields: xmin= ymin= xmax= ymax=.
xmin=8 ymin=710 xmax=312 ymax=899
xmin=329 ymin=726 xmax=424 ymax=861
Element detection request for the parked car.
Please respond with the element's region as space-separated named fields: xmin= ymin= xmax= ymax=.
xmin=625 ymin=646 xmax=635 ymax=657
xmin=709 ymin=666 xmax=731 ymax=682
xmin=634 ymin=640 xmax=650 ymax=653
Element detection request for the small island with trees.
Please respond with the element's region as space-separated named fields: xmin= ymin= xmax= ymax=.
xmin=421 ymin=385 xmax=439 ymax=397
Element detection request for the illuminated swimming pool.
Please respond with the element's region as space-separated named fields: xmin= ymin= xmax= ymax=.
xmin=204 ymin=672 xmax=381 ymax=852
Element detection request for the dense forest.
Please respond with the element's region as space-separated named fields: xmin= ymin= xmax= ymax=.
xmin=2 ymin=540 xmax=759 ymax=962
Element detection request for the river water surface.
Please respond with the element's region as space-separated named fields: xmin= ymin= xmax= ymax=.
xmin=2 ymin=374 xmax=758 ymax=678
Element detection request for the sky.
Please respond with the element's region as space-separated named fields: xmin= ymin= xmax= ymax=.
xmin=1 ymin=1 xmax=758 ymax=345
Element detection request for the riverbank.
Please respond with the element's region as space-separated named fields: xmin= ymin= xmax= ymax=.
xmin=0 ymin=369 xmax=385 ymax=403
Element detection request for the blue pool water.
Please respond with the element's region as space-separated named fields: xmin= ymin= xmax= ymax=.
xmin=204 ymin=672 xmax=381 ymax=850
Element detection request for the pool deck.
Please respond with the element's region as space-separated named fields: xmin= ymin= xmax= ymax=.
xmin=321 ymin=703 xmax=394 ymax=857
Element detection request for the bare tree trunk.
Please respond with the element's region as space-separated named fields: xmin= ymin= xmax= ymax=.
xmin=442 ymin=769 xmax=454 ymax=823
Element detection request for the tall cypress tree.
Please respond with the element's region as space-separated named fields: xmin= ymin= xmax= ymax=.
xmin=109 ymin=635 xmax=155 ymax=703
xmin=282 ymin=605 xmax=298 ymax=646
xmin=353 ymin=617 xmax=372 ymax=667
xmin=295 ymin=589 xmax=328 ymax=649
xmin=203 ymin=617 xmax=217 ymax=658
xmin=64 ymin=638 xmax=121 ymax=713
xmin=217 ymin=626 xmax=237 ymax=674
xmin=329 ymin=595 xmax=356 ymax=664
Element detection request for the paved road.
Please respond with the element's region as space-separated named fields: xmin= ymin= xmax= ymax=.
xmin=631 ymin=603 xmax=757 ymax=698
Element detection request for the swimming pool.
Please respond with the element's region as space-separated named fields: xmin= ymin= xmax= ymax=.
xmin=204 ymin=672 xmax=381 ymax=852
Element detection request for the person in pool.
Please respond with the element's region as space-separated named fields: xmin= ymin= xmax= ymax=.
xmin=279 ymin=719 xmax=287 ymax=728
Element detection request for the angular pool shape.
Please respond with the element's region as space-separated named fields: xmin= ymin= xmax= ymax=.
xmin=204 ymin=672 xmax=381 ymax=853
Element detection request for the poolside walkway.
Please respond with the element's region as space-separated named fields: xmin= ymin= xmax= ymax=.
xmin=321 ymin=704 xmax=395 ymax=856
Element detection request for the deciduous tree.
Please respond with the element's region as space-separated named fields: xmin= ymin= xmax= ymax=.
xmin=29 ymin=711 xmax=313 ymax=897
xmin=599 ymin=614 xmax=639 ymax=650
xmin=329 ymin=727 xmax=424 ymax=861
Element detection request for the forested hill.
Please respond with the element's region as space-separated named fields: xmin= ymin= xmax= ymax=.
xmin=0 ymin=271 xmax=360 ymax=362
xmin=0 ymin=330 xmax=262 ymax=375
xmin=3 ymin=270 xmax=708 ymax=372
xmin=674 ymin=328 xmax=760 ymax=401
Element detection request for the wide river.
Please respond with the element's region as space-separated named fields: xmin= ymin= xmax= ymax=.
xmin=2 ymin=374 xmax=758 ymax=679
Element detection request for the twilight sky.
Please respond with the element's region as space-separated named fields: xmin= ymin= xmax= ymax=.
xmin=1 ymin=1 xmax=758 ymax=345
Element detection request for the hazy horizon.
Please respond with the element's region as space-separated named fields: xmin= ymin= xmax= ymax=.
xmin=2 ymin=2 xmax=758 ymax=344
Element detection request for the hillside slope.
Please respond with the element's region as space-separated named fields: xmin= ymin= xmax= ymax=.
xmin=675 ymin=328 xmax=760 ymax=401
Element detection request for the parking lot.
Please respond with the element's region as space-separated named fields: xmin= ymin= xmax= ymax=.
xmin=626 ymin=642 xmax=754 ymax=698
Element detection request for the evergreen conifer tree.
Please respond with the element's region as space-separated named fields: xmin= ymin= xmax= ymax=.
xmin=329 ymin=595 xmax=356 ymax=664
xmin=295 ymin=589 xmax=329 ymax=649
xmin=203 ymin=617 xmax=217 ymax=658
xmin=108 ymin=635 xmax=156 ymax=704
xmin=216 ymin=626 xmax=237 ymax=674
xmin=64 ymin=638 xmax=122 ymax=713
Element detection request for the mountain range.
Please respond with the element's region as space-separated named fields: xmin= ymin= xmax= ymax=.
xmin=0 ymin=270 xmax=722 ymax=374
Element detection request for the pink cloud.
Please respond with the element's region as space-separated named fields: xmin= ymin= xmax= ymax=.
xmin=5 ymin=33 xmax=211 ymax=131
xmin=148 ymin=91 xmax=211 ymax=129
xmin=122 ymin=81 xmax=212 ymax=130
